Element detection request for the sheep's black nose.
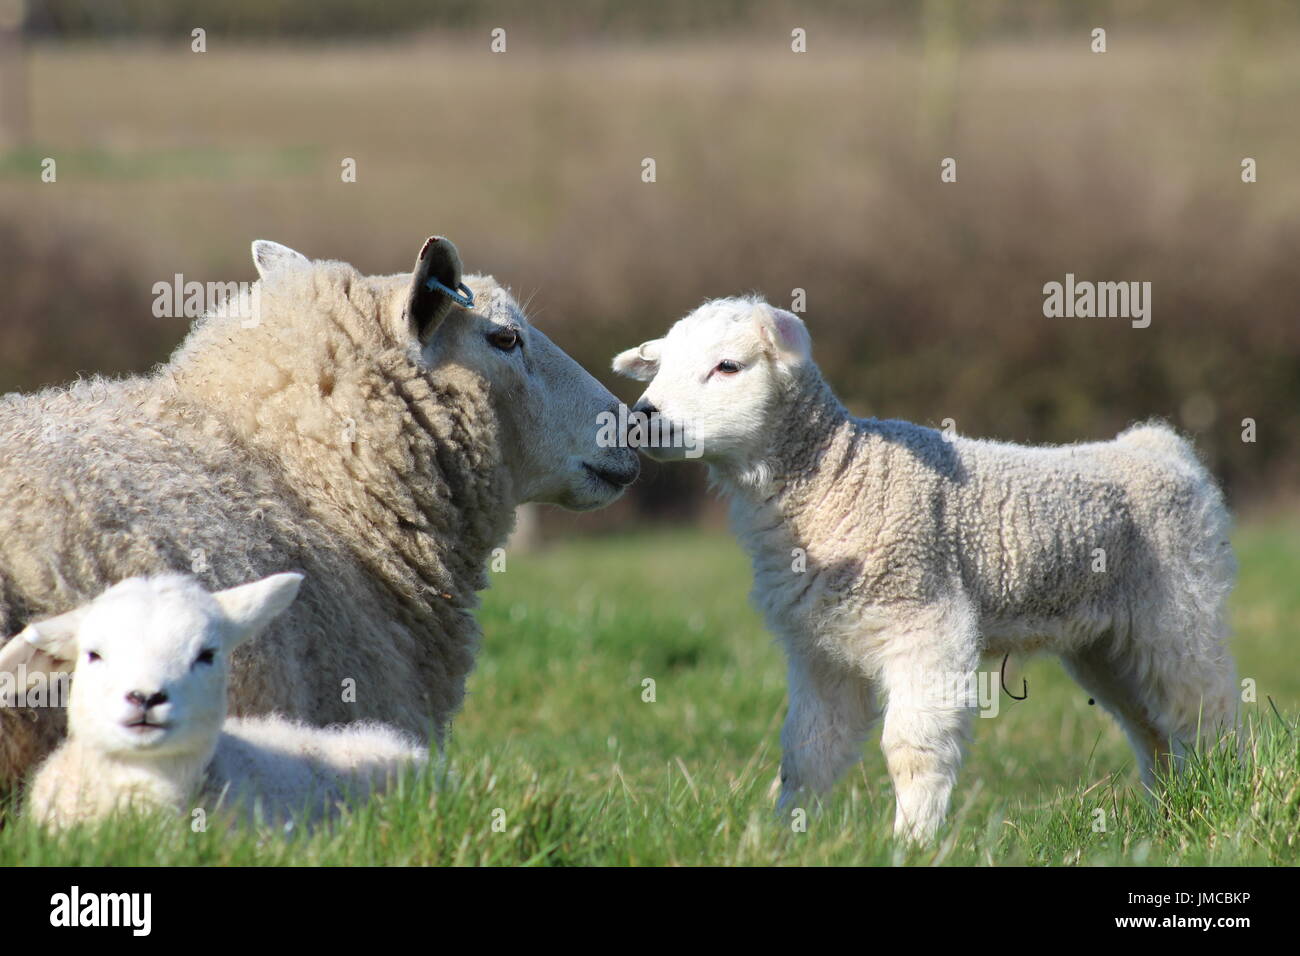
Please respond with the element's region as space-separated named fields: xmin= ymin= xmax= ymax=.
xmin=632 ymin=398 xmax=658 ymax=418
xmin=127 ymin=690 xmax=169 ymax=709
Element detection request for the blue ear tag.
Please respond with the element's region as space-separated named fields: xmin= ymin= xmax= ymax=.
xmin=425 ymin=276 xmax=476 ymax=309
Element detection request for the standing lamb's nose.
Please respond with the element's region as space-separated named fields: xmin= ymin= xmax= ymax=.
xmin=126 ymin=690 xmax=169 ymax=709
xmin=632 ymin=398 xmax=658 ymax=418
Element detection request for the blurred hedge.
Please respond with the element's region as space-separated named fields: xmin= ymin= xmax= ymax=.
xmin=1 ymin=16 xmax=1296 ymax=525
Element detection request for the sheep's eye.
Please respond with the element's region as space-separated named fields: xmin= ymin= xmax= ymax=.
xmin=488 ymin=328 xmax=519 ymax=351
xmin=86 ymin=651 xmax=102 ymax=663
xmin=715 ymin=360 xmax=742 ymax=374
xmin=195 ymin=648 xmax=217 ymax=667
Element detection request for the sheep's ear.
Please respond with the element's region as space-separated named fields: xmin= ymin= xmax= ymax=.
xmin=612 ymin=340 xmax=663 ymax=382
xmin=8 ymin=607 xmax=88 ymax=664
xmin=406 ymin=235 xmax=466 ymax=345
xmin=252 ymin=240 xmax=309 ymax=279
xmin=753 ymin=304 xmax=811 ymax=365
xmin=213 ymin=573 xmax=304 ymax=649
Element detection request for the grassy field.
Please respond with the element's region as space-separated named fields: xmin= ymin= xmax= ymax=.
xmin=4 ymin=519 xmax=1297 ymax=866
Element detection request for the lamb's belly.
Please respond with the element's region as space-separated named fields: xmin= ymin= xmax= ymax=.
xmin=967 ymin=535 xmax=1127 ymax=655
xmin=763 ymin=569 xmax=1117 ymax=664
xmin=979 ymin=607 xmax=1114 ymax=657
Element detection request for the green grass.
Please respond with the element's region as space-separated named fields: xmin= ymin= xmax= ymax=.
xmin=4 ymin=522 xmax=1298 ymax=865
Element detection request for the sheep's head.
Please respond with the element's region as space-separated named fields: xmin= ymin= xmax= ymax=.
xmin=19 ymin=574 xmax=302 ymax=759
xmin=250 ymin=237 xmax=640 ymax=512
xmin=612 ymin=297 xmax=811 ymax=467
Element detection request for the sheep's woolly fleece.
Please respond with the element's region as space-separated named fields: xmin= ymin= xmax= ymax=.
xmin=0 ymin=248 xmax=515 ymax=793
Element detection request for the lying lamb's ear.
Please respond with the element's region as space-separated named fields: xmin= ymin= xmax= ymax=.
xmin=213 ymin=572 xmax=305 ymax=649
xmin=612 ymin=340 xmax=663 ymax=382
xmin=251 ymin=240 xmax=310 ymax=279
xmin=8 ymin=606 xmax=89 ymax=664
xmin=753 ymin=304 xmax=811 ymax=365
xmin=0 ymin=630 xmax=72 ymax=682
xmin=0 ymin=633 xmax=31 ymax=675
xmin=406 ymin=235 xmax=466 ymax=345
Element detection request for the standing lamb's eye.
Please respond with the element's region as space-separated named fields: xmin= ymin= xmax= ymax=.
xmin=715 ymin=360 xmax=742 ymax=374
xmin=488 ymin=327 xmax=519 ymax=351
xmin=194 ymin=648 xmax=217 ymax=667
xmin=86 ymin=651 xmax=102 ymax=663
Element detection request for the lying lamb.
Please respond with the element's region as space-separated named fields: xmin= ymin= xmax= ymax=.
xmin=614 ymin=296 xmax=1237 ymax=842
xmin=11 ymin=573 xmax=425 ymax=829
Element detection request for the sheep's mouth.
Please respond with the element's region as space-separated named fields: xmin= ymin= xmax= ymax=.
xmin=124 ymin=719 xmax=170 ymax=733
xmin=583 ymin=462 xmax=638 ymax=490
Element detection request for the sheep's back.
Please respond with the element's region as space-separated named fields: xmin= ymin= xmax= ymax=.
xmin=746 ymin=415 xmax=1226 ymax=656
xmin=947 ymin=426 xmax=1223 ymax=623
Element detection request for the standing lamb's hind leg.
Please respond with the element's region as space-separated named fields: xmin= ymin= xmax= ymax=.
xmin=1137 ymin=564 xmax=1239 ymax=768
xmin=1063 ymin=630 xmax=1237 ymax=791
xmin=777 ymin=649 xmax=878 ymax=813
xmin=877 ymin=604 xmax=979 ymax=843
xmin=1095 ymin=474 xmax=1239 ymax=784
xmin=1061 ymin=639 xmax=1168 ymax=789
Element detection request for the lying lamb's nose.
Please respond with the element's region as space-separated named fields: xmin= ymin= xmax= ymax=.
xmin=632 ymin=398 xmax=658 ymax=418
xmin=126 ymin=690 xmax=169 ymax=709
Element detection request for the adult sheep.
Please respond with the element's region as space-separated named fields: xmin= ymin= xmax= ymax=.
xmin=613 ymin=296 xmax=1236 ymax=842
xmin=0 ymin=235 xmax=639 ymax=794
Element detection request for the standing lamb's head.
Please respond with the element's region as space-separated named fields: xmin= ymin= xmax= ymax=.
xmin=612 ymin=296 xmax=812 ymax=468
xmin=246 ymin=237 xmax=639 ymax=512
xmin=18 ymin=574 xmax=302 ymax=760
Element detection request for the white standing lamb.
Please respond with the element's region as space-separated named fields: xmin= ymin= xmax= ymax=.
xmin=614 ymin=296 xmax=1237 ymax=842
xmin=11 ymin=573 xmax=426 ymax=829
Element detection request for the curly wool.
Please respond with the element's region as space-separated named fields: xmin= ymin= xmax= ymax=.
xmin=733 ymin=370 xmax=1235 ymax=686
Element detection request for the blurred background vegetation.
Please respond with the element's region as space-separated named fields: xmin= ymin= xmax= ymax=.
xmin=1 ymin=0 xmax=1296 ymax=533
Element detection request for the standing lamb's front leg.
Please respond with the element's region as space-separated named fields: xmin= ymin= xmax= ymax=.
xmin=777 ymin=648 xmax=878 ymax=813
xmin=877 ymin=604 xmax=978 ymax=843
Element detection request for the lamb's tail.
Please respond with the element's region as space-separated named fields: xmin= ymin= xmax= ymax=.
xmin=1116 ymin=420 xmax=1203 ymax=472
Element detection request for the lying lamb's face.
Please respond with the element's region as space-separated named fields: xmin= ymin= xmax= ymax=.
xmin=20 ymin=574 xmax=302 ymax=759
xmin=612 ymin=298 xmax=812 ymax=466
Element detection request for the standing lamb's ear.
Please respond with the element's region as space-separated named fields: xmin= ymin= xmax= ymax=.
xmin=212 ymin=573 xmax=305 ymax=649
xmin=251 ymin=240 xmax=310 ymax=279
xmin=406 ymin=235 xmax=466 ymax=345
xmin=753 ymin=304 xmax=811 ymax=365
xmin=8 ymin=606 xmax=89 ymax=664
xmin=612 ymin=340 xmax=664 ymax=382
